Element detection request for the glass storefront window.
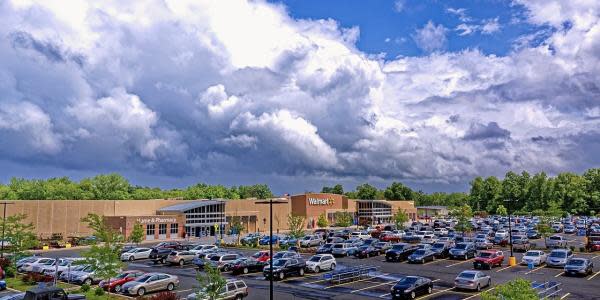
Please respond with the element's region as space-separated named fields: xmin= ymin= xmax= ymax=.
xmin=170 ymin=223 xmax=178 ymax=234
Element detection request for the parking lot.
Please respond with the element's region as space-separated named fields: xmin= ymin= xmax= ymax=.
xmin=32 ymin=231 xmax=600 ymax=300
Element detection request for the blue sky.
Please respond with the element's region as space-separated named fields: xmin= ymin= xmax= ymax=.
xmin=1 ymin=0 xmax=600 ymax=195
xmin=275 ymin=0 xmax=548 ymax=58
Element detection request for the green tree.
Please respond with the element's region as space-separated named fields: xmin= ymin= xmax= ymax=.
xmin=128 ymin=222 xmax=144 ymax=245
xmin=322 ymin=184 xmax=344 ymax=195
xmin=4 ymin=214 xmax=38 ymax=275
xmin=195 ymin=264 xmax=227 ymax=300
xmin=317 ymin=213 xmax=328 ymax=228
xmin=287 ymin=214 xmax=306 ymax=240
xmin=79 ymin=214 xmax=124 ymax=296
xmin=451 ymin=205 xmax=473 ymax=235
xmin=393 ymin=208 xmax=409 ymax=229
xmin=229 ymin=215 xmax=245 ymax=245
xmin=85 ymin=174 xmax=131 ymax=200
xmin=237 ymin=184 xmax=273 ymax=199
xmin=482 ymin=176 xmax=502 ymax=212
xmin=384 ymin=182 xmax=413 ymax=200
xmin=469 ymin=177 xmax=485 ymax=210
xmin=334 ymin=211 xmax=353 ymax=228
xmin=356 ymin=183 xmax=378 ymax=199
xmin=480 ymin=278 xmax=537 ymax=300
xmin=495 ymin=204 xmax=508 ymax=216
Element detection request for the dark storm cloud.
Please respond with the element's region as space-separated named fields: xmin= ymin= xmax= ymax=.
xmin=463 ymin=122 xmax=511 ymax=140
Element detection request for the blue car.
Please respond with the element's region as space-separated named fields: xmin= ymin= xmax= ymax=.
xmin=259 ymin=235 xmax=279 ymax=245
xmin=279 ymin=236 xmax=298 ymax=246
xmin=0 ymin=280 xmax=5 ymax=290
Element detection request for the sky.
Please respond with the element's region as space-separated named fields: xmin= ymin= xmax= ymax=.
xmin=1 ymin=0 xmax=599 ymax=195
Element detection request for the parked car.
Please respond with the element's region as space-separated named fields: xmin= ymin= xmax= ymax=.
xmin=263 ymin=258 xmax=306 ymax=280
xmin=66 ymin=266 xmax=101 ymax=285
xmin=300 ymin=235 xmax=323 ymax=248
xmin=186 ymin=279 xmax=248 ymax=300
xmin=350 ymin=231 xmax=371 ymax=240
xmin=493 ymin=235 xmax=508 ymax=246
xmin=563 ymin=258 xmax=594 ymax=276
xmin=385 ymin=243 xmax=418 ymax=262
xmin=380 ymin=232 xmax=402 ymax=243
xmin=121 ymin=247 xmax=152 ymax=261
xmin=21 ymin=287 xmax=84 ymax=300
xmin=546 ymin=249 xmax=574 ymax=267
xmin=259 ymin=236 xmax=279 ymax=245
xmin=240 ymin=233 xmax=261 ymax=245
xmin=474 ymin=238 xmax=493 ymax=250
xmin=58 ymin=265 xmax=90 ymax=282
xmin=521 ymin=250 xmax=547 ymax=267
xmin=251 ymin=251 xmax=270 ymax=263
xmin=305 ymin=254 xmax=336 ymax=273
xmin=122 ymin=273 xmax=179 ymax=296
xmin=40 ymin=258 xmax=84 ymax=277
xmin=149 ymin=247 xmax=173 ymax=264
xmin=527 ymin=230 xmax=541 ymax=239
xmin=99 ymin=270 xmax=145 ymax=293
xmin=564 ymin=225 xmax=577 ymax=234
xmin=331 ymin=243 xmax=357 ymax=257
xmin=155 ymin=241 xmax=181 ymax=249
xmin=208 ymin=253 xmax=244 ymax=271
xmin=189 ymin=244 xmax=218 ymax=255
xmin=354 ymin=245 xmax=379 ymax=258
xmin=166 ymin=251 xmax=196 ymax=266
xmin=449 ymin=243 xmax=477 ymax=260
xmin=454 ymin=270 xmax=491 ymax=291
xmin=546 ymin=235 xmax=568 ymax=248
xmin=229 ymin=258 xmax=265 ymax=275
xmin=272 ymin=251 xmax=302 ymax=261
xmin=279 ymin=236 xmax=299 ymax=247
xmin=511 ymin=236 xmax=531 ymax=252
xmin=431 ymin=242 xmax=451 ymax=258
xmin=473 ymin=250 xmax=504 ymax=270
xmin=19 ymin=258 xmax=55 ymax=273
xmin=373 ymin=242 xmax=392 ymax=254
xmin=315 ymin=243 xmax=334 ymax=254
xmin=390 ymin=276 xmax=433 ymax=300
xmin=407 ymin=249 xmax=436 ymax=264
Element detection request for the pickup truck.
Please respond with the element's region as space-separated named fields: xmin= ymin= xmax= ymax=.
xmin=149 ymin=247 xmax=173 ymax=264
xmin=24 ymin=287 xmax=85 ymax=300
xmin=473 ymin=250 xmax=504 ymax=270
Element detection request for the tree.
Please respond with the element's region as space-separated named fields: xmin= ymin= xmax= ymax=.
xmin=322 ymin=184 xmax=344 ymax=195
xmin=287 ymin=214 xmax=306 ymax=240
xmin=451 ymin=205 xmax=473 ymax=235
xmin=356 ymin=183 xmax=378 ymax=200
xmin=469 ymin=177 xmax=485 ymax=210
xmin=393 ymin=209 xmax=409 ymax=229
xmin=334 ymin=211 xmax=353 ymax=228
xmin=4 ymin=214 xmax=38 ymax=275
xmin=128 ymin=222 xmax=144 ymax=245
xmin=80 ymin=214 xmax=124 ymax=296
xmin=229 ymin=215 xmax=245 ymax=245
xmin=495 ymin=204 xmax=508 ymax=216
xmin=384 ymin=182 xmax=413 ymax=200
xmin=480 ymin=278 xmax=537 ymax=300
xmin=316 ymin=213 xmax=328 ymax=228
xmin=195 ymin=264 xmax=227 ymax=300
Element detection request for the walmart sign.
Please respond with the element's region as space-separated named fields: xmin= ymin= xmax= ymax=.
xmin=308 ymin=197 xmax=334 ymax=205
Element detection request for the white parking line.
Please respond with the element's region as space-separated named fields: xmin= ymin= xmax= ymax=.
xmin=496 ymin=265 xmax=515 ymax=272
xmin=421 ymin=287 xmax=454 ymax=299
xmin=555 ymin=271 xmax=564 ymax=278
xmin=462 ymin=287 xmax=496 ymax=300
xmin=324 ymin=273 xmax=390 ymax=289
xmin=446 ymin=258 xmax=474 ymax=267
xmin=560 ymin=292 xmax=570 ymax=299
xmin=525 ymin=265 xmax=545 ymax=275
xmin=350 ymin=281 xmax=395 ymax=293
xmin=588 ymin=271 xmax=600 ymax=281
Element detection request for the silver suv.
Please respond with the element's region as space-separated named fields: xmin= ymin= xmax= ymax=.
xmin=546 ymin=249 xmax=573 ymax=267
xmin=300 ymin=235 xmax=322 ymax=248
xmin=331 ymin=243 xmax=357 ymax=257
xmin=305 ymin=254 xmax=336 ymax=273
xmin=187 ymin=279 xmax=248 ymax=300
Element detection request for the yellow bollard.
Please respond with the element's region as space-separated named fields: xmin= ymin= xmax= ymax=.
xmin=42 ymin=245 xmax=49 ymax=250
xmin=509 ymin=256 xmax=517 ymax=266
xmin=65 ymin=243 xmax=71 ymax=248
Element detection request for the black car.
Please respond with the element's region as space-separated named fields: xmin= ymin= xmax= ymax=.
xmin=229 ymin=258 xmax=266 ymax=275
xmin=430 ymin=242 xmax=451 ymax=258
xmin=373 ymin=242 xmax=392 ymax=254
xmin=407 ymin=249 xmax=436 ymax=264
xmin=149 ymin=247 xmax=173 ymax=264
xmin=449 ymin=243 xmax=477 ymax=260
xmin=316 ymin=243 xmax=334 ymax=254
xmin=385 ymin=243 xmax=418 ymax=262
xmin=263 ymin=258 xmax=306 ymax=280
xmin=354 ymin=245 xmax=379 ymax=258
xmin=527 ymin=230 xmax=541 ymax=239
xmin=391 ymin=276 xmax=433 ymax=300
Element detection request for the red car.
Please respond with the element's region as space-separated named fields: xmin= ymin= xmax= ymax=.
xmin=252 ymin=251 xmax=270 ymax=263
xmin=98 ymin=270 xmax=145 ymax=292
xmin=380 ymin=233 xmax=401 ymax=243
xmin=473 ymin=250 xmax=504 ymax=270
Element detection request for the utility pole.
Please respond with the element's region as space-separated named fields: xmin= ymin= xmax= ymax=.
xmin=255 ymin=198 xmax=287 ymax=300
xmin=0 ymin=202 xmax=15 ymax=258
xmin=504 ymin=198 xmax=516 ymax=266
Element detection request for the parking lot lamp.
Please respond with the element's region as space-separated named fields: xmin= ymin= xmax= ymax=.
xmin=256 ymin=199 xmax=287 ymax=300
xmin=504 ymin=199 xmax=516 ymax=266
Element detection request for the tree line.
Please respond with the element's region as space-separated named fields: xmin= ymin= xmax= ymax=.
xmin=0 ymin=173 xmax=273 ymax=200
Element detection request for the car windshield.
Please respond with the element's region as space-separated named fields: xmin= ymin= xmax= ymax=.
xmin=525 ymin=252 xmax=540 ymax=257
xmin=273 ymin=260 xmax=287 ymax=267
xmin=322 ymin=243 xmax=332 ymax=248
xmin=358 ymin=246 xmax=369 ymax=250
xmin=303 ymin=236 xmax=311 ymax=240
xmin=58 ymin=260 xmax=70 ymax=266
xmin=333 ymin=244 xmax=343 ymax=248
xmin=135 ymin=275 xmax=152 ymax=282
xmin=210 ymin=256 xmax=222 ymax=261
xmin=549 ymin=236 xmax=561 ymax=240
xmin=455 ymin=244 xmax=467 ymax=249
xmin=432 ymin=243 xmax=444 ymax=249
xmin=115 ymin=273 xmax=130 ymax=279
xmin=567 ymin=259 xmax=585 ymax=266
xmin=392 ymin=245 xmax=406 ymax=250
xmin=478 ymin=252 xmax=493 ymax=258
xmin=252 ymin=252 xmax=264 ymax=258
xmin=458 ymin=272 xmax=476 ymax=279
xmin=309 ymin=256 xmax=322 ymax=262
xmin=398 ymin=277 xmax=419 ymax=284
xmin=375 ymin=243 xmax=385 ymax=247
xmin=550 ymin=251 xmax=566 ymax=258
xmin=413 ymin=250 xmax=426 ymax=255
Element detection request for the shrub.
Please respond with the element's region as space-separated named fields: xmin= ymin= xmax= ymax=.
xmin=94 ymin=287 xmax=105 ymax=296
xmin=80 ymin=284 xmax=91 ymax=292
xmin=29 ymin=273 xmax=53 ymax=283
xmin=21 ymin=273 xmax=32 ymax=284
xmin=144 ymin=291 xmax=180 ymax=300
xmin=4 ymin=265 xmax=15 ymax=278
xmin=569 ymin=246 xmax=576 ymax=252
xmin=0 ymin=258 xmax=11 ymax=269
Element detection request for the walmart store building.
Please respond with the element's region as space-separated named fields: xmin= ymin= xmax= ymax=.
xmin=5 ymin=194 xmax=416 ymax=241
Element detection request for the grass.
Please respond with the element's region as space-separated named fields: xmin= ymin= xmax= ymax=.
xmin=5 ymin=276 xmax=129 ymax=299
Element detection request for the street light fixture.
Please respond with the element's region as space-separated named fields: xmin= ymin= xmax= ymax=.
xmin=255 ymin=198 xmax=288 ymax=300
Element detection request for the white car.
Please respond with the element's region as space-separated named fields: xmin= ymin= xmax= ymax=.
xmin=495 ymin=230 xmax=508 ymax=238
xmin=121 ymin=247 xmax=152 ymax=261
xmin=392 ymin=230 xmax=405 ymax=238
xmin=350 ymin=232 xmax=371 ymax=240
xmin=433 ymin=228 xmax=448 ymax=236
xmin=189 ymin=244 xmax=218 ymax=255
xmin=40 ymin=258 xmax=84 ymax=276
xmin=521 ymin=250 xmax=547 ymax=266
xmin=19 ymin=257 xmax=55 ymax=273
xmin=305 ymin=254 xmax=336 ymax=273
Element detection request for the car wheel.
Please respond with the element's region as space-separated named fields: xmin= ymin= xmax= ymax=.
xmin=224 ymin=265 xmax=230 ymax=272
xmin=235 ymin=295 xmax=243 ymax=300
xmin=279 ymin=272 xmax=285 ymax=280
xmin=427 ymin=286 xmax=432 ymax=294
xmin=330 ymin=263 xmax=336 ymax=270
xmin=179 ymin=259 xmax=185 ymax=266
xmin=299 ymin=268 xmax=305 ymax=276
xmin=161 ymin=258 xmax=166 ymax=264
xmin=114 ymin=285 xmax=122 ymax=293
xmin=243 ymin=267 xmax=249 ymax=274
xmin=464 ymin=254 xmax=468 ymax=260
xmin=410 ymin=291 xmax=416 ymax=299
xmin=421 ymin=259 xmax=425 ymax=264
xmin=487 ymin=279 xmax=491 ymax=287
xmin=129 ymin=256 xmax=134 ymax=262
xmin=84 ymin=278 xmax=92 ymax=286
xmin=167 ymin=283 xmax=174 ymax=291
xmin=137 ymin=287 xmax=146 ymax=296
xmin=315 ymin=266 xmax=320 ymax=273
xmin=476 ymin=284 xmax=481 ymax=292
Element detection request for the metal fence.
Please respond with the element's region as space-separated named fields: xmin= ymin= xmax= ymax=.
xmin=325 ymin=265 xmax=379 ymax=284
xmin=532 ymin=281 xmax=562 ymax=299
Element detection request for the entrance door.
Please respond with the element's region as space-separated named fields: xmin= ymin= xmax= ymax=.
xmin=210 ymin=225 xmax=216 ymax=236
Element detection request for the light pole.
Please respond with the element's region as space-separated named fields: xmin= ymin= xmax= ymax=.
xmin=0 ymin=202 xmax=14 ymax=258
xmin=256 ymin=199 xmax=287 ymax=300
xmin=504 ymin=199 xmax=516 ymax=266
